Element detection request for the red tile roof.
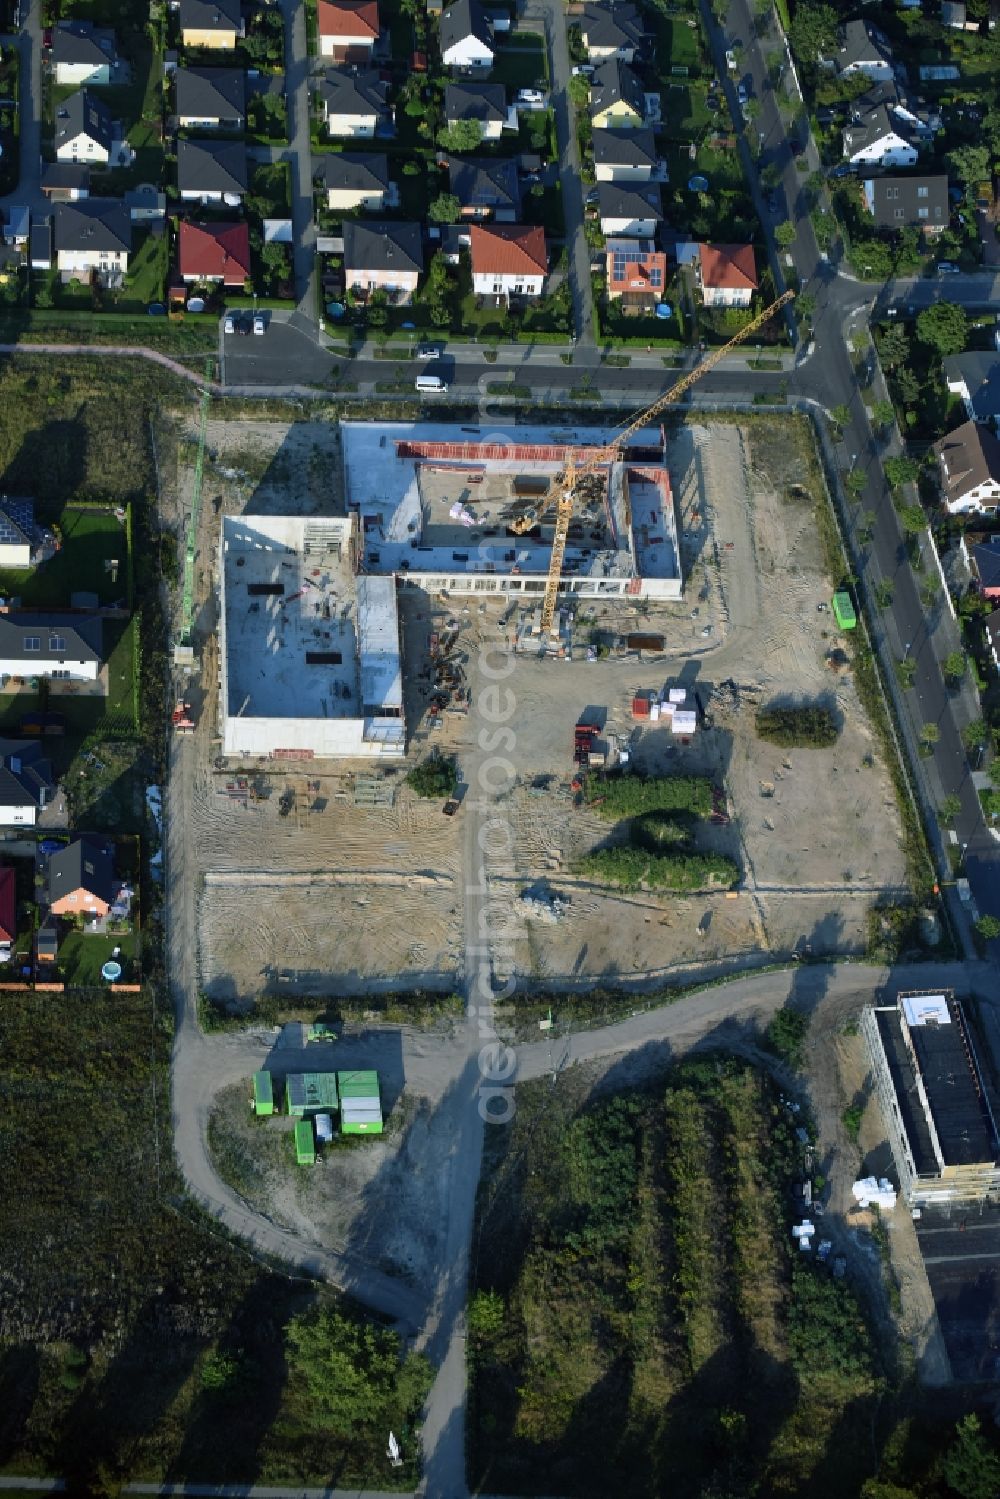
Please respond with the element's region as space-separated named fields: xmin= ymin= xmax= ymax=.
xmin=0 ymin=865 xmax=15 ymax=945
xmin=318 ymin=0 xmax=379 ymax=39
xmin=698 ymin=242 xmax=757 ymax=291
xmin=470 ymin=223 xmax=547 ymax=277
xmin=178 ymin=219 xmax=251 ymax=285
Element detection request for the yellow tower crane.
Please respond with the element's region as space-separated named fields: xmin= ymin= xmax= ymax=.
xmin=512 ymin=290 xmax=795 ymax=634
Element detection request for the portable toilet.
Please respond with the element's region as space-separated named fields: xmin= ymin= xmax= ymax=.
xmin=337 ymin=1070 xmax=383 ymax=1134
xmin=294 ymin=1118 xmax=316 ymax=1165
xmin=831 ymin=591 xmax=857 ymax=631
xmin=252 ymin=1070 xmax=274 ymax=1117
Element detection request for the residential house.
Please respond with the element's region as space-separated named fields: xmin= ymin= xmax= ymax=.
xmin=440 ymin=0 xmax=494 ymax=69
xmin=179 ymin=0 xmax=242 ymax=50
xmin=51 ymin=20 xmax=120 ymax=86
xmin=597 ymin=181 xmax=660 ymax=237
xmin=972 ymin=541 xmax=1000 ymax=602
xmin=944 ymin=353 xmax=1000 ymax=424
xmin=55 ymin=90 xmax=113 ymax=164
xmin=319 ymin=70 xmax=391 ymax=138
xmin=579 ymin=3 xmax=645 ymax=62
xmin=48 ymin=836 xmax=120 ymax=919
xmin=0 ymin=612 xmax=103 ymax=680
xmin=861 ymin=174 xmax=948 ymax=234
xmin=850 ymin=82 xmax=939 ymax=142
xmin=593 ymin=127 xmax=658 ymax=182
xmin=317 ymin=0 xmax=380 ymax=61
xmin=444 ymin=81 xmax=508 ymax=141
xmin=469 ymin=222 xmax=546 ymax=298
xmin=41 ymin=163 xmax=91 ymax=202
xmin=54 ymin=199 xmax=131 ymax=281
xmin=941 ymin=0 xmax=976 ymax=28
xmin=449 ymin=155 xmax=520 ymax=220
xmin=590 ymin=59 xmax=646 ymax=129
xmin=829 ymin=19 xmax=894 ymax=81
xmin=933 ymin=421 xmax=1000 ymax=514
xmin=0 ymin=866 xmax=15 ymax=951
xmin=605 ymin=237 xmax=667 ymax=314
xmin=177 ymin=138 xmax=248 ymax=203
xmin=0 ymin=497 xmax=40 ymax=568
xmin=178 ymin=219 xmax=251 ymax=285
xmin=0 ymin=739 xmax=54 ymax=827
xmin=342 ymin=219 xmax=423 ymax=302
xmin=843 ymin=106 xmax=917 ymax=169
xmin=175 ymin=66 xmax=246 ymax=130
xmin=315 ymin=152 xmax=390 ymax=211
xmin=697 ymin=242 xmax=757 ymax=308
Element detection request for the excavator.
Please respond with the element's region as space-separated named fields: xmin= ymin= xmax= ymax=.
xmin=510 ymin=290 xmax=796 ymax=636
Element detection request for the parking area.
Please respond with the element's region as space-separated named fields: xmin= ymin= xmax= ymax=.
xmin=915 ymin=1205 xmax=1000 ymax=1382
xmin=221 ymin=316 xmax=337 ymax=388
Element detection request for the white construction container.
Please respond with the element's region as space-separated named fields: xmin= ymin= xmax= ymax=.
xmin=668 ymin=687 xmax=686 ymax=704
xmin=671 ymin=710 xmax=697 ymax=734
xmin=650 ymin=700 xmax=660 ymax=721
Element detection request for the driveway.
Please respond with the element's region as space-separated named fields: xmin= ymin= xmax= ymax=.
xmin=279 ymin=0 xmax=318 ymax=314
xmin=4 ymin=0 xmax=42 ymax=210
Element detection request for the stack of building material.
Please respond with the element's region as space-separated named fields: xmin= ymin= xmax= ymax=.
xmin=852 ymin=1176 xmax=897 ymax=1210
xmin=791 ymin=1219 xmax=815 ymax=1251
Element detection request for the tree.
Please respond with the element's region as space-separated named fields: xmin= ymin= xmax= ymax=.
xmin=898 ymin=504 xmax=925 ymax=536
xmin=831 ymin=403 xmax=850 ymax=431
xmin=884 ymin=455 xmax=919 ymax=490
xmin=875 ymin=579 xmax=894 ymax=609
xmin=896 ymin=657 xmax=917 ymax=689
xmin=775 ymin=219 xmax=796 ymax=248
xmin=870 ymin=398 xmax=895 ymax=432
xmin=852 ymin=239 xmax=895 ymax=280
xmin=406 ymin=751 xmax=457 ymax=798
xmin=962 ymin=717 xmax=988 ymax=753
xmin=436 ymin=118 xmax=483 ymax=152
xmin=285 ymin=1305 xmax=431 ymax=1438
xmin=940 ymin=793 xmax=962 ymax=824
xmin=916 ymin=301 xmax=969 ymax=358
xmin=946 ymin=144 xmax=990 ymax=187
xmin=428 ymin=193 xmax=460 ymax=224
xmin=845 ymin=468 xmax=867 ymax=498
xmin=919 ymin=721 xmax=940 ymax=753
xmin=944 ymin=650 xmax=967 ymax=685
xmin=878 ymin=323 xmax=910 ymax=370
xmin=788 ymin=2 xmax=837 ymax=62
xmin=943 ymin=1414 xmax=1000 ymax=1499
xmin=976 ymin=915 xmax=1000 ymax=943
xmin=796 ymin=292 xmax=816 ymax=324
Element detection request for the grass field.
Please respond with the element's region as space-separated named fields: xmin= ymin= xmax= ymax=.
xmin=0 ymin=506 xmax=128 ymax=606
xmin=469 ymin=1060 xmax=882 ymax=1498
xmin=490 ymin=36 xmax=547 ymax=90
xmin=0 ymin=988 xmax=428 ymax=1490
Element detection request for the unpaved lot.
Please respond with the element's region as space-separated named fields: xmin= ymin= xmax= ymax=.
xmin=170 ymin=413 xmax=907 ymax=1001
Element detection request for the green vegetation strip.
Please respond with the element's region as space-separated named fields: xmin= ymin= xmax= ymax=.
xmin=584 ymin=772 xmax=712 ymax=819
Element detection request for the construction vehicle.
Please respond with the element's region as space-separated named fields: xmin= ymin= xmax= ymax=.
xmin=509 ymin=291 xmax=795 ymax=635
xmin=574 ymin=722 xmax=599 ymax=764
xmin=171 ymin=699 xmax=195 ymax=733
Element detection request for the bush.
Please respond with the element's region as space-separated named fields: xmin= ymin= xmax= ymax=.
xmin=755 ymin=704 xmax=839 ymax=748
xmin=577 ymin=846 xmax=738 ymax=892
xmin=585 ymin=773 xmax=713 ymax=820
xmin=765 ymin=1008 xmax=809 ymax=1067
xmin=632 ymin=811 xmax=693 ymax=850
xmin=405 ymin=752 xmax=457 ymax=799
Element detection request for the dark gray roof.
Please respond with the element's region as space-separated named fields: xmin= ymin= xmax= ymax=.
xmin=48 ymin=836 xmax=119 ymax=909
xmin=0 ymin=497 xmax=37 ymax=550
xmin=319 ymin=69 xmax=390 ymax=117
xmin=592 ymin=126 xmax=657 ymax=167
xmin=444 ymin=81 xmax=506 ymax=125
xmin=580 ymin=3 xmax=645 ymax=52
xmin=851 ymin=80 xmax=899 ymax=118
xmin=837 ymin=18 xmax=892 ymax=71
xmin=440 ymin=0 xmax=494 ymax=54
xmin=0 ymin=738 xmax=53 ymax=811
xmin=343 ymin=219 xmax=423 ymax=274
xmin=175 ymin=66 xmax=246 ymax=121
xmin=863 ymin=173 xmax=948 ymax=230
xmin=54 ymin=198 xmax=132 ymax=254
xmin=179 ymin=0 xmax=242 ymax=32
xmin=51 ymin=20 xmax=119 ymax=69
xmin=974 ymin=541 xmax=1000 ymax=591
xmin=590 ymin=58 xmax=646 ymax=118
xmin=41 ymin=162 xmax=91 ymax=192
xmin=843 ymin=105 xmax=910 ymax=158
xmin=448 ymin=154 xmax=520 ymax=211
xmin=943 ymin=353 xmax=1000 ymax=421
xmin=177 ymin=138 xmax=248 ymax=194
xmin=314 ymin=151 xmax=389 ymax=192
xmin=0 ymin=612 xmax=103 ymax=663
xmin=597 ymin=181 xmax=661 ymax=219
xmin=55 ymin=90 xmax=112 ymax=154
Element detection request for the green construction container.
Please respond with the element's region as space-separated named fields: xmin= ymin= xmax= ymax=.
xmin=831 ymin=591 xmax=857 ymax=631
xmin=253 ymin=1070 xmax=274 ymax=1117
xmin=337 ymin=1069 xmax=383 ymax=1135
xmin=285 ymin=1071 xmax=340 ymax=1117
xmin=294 ymin=1118 xmax=316 ymax=1165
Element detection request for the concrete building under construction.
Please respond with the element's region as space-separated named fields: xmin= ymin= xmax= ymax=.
xmin=862 ymin=991 xmax=1000 ymax=1207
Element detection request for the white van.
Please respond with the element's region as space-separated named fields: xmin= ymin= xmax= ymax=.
xmin=415 ymin=374 xmax=448 ymax=392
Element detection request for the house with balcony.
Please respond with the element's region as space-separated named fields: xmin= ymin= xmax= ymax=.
xmin=843 ymin=106 xmax=917 ymax=168
xmin=597 ymin=182 xmax=660 ymax=237
xmin=0 ymin=612 xmax=103 ymax=680
xmin=317 ymin=0 xmax=380 ymax=62
xmin=470 ymin=222 xmax=546 ymax=298
xmin=861 ymin=173 xmax=948 ymax=234
xmin=179 ymin=0 xmax=242 ymax=50
xmin=697 ymin=242 xmax=757 ymax=308
xmin=51 ymin=20 xmax=120 ymax=85
xmin=315 ymin=152 xmax=390 ymax=211
xmin=590 ymin=58 xmax=646 ymax=129
xmin=319 ymin=70 xmax=391 ymax=137
xmin=605 ymin=238 xmax=667 ymax=315
xmin=593 ymin=127 xmax=658 ymax=182
xmin=933 ymin=421 xmax=1000 ymax=515
xmin=177 ymin=138 xmax=248 ymax=204
xmin=54 ymin=198 xmax=131 ymax=281
xmin=579 ymin=3 xmax=645 ymax=62
xmin=343 ymin=219 xmax=423 ymax=303
xmin=175 ymin=66 xmax=246 ymax=130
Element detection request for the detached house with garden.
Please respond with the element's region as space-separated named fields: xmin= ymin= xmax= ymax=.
xmin=179 ymin=0 xmax=242 ymax=50
xmin=317 ymin=0 xmax=380 ymax=62
xmin=315 ymin=152 xmax=391 ymax=211
xmin=54 ymin=199 xmax=131 ymax=281
xmin=470 ymin=223 xmax=546 ymax=299
xmin=178 ymin=219 xmax=251 ymax=286
xmin=174 ymin=67 xmax=246 ymax=130
xmin=343 ymin=219 xmax=423 ymax=303
xmin=51 ymin=20 xmax=120 ymax=85
xmin=439 ymin=0 xmax=495 ymax=70
xmin=697 ymin=243 xmax=757 ymax=308
xmin=319 ymin=70 xmax=391 ymax=138
xmin=933 ymin=421 xmax=1000 ymax=515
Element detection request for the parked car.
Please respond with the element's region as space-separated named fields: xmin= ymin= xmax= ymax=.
xmin=223 ymin=313 xmax=235 ymax=334
xmin=828 ymin=163 xmax=854 ymax=179
xmin=416 ymin=343 xmax=440 ymax=360
xmin=737 ymin=81 xmax=748 ymax=105
xmin=725 ymin=48 xmax=737 ymax=72
xmin=937 ymin=261 xmax=960 ymax=275
xmin=572 ymin=64 xmax=595 ymax=77
xmin=517 ymin=88 xmax=545 ymax=103
xmin=253 ymin=314 xmax=266 ymax=334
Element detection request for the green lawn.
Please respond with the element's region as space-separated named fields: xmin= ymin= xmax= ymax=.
xmin=0 ymin=506 xmax=128 ymax=606
xmin=120 ymin=229 xmax=168 ymax=310
xmin=56 ymin=928 xmax=138 ymax=987
xmin=660 ymin=80 xmax=714 ymax=141
xmin=490 ymin=35 xmax=547 ymax=90
xmin=652 ymin=12 xmax=706 ymax=75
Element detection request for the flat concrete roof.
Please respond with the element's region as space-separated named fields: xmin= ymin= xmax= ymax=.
xmin=907 ymin=997 xmax=996 ymax=1168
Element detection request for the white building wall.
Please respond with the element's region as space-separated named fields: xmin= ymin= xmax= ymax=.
xmin=595 ymin=160 xmax=652 ymax=182
xmin=944 ymin=478 xmax=1000 ymax=514
xmin=54 ymin=61 xmax=111 ymax=85
xmin=57 ymin=248 xmax=129 ymax=273
xmin=702 ymin=285 xmax=753 ymax=308
xmin=471 ymin=270 xmax=543 ymax=296
xmin=326 ymin=110 xmax=377 ymax=137
xmin=0 ymin=542 xmax=31 ymax=567
xmin=0 ymin=655 xmax=98 ymax=680
xmin=56 ymin=133 xmax=110 ymax=164
xmin=223 ymin=712 xmax=404 ymax=759
xmin=0 ymin=802 xmax=39 ymax=826
xmin=847 ymin=135 xmax=917 ymax=167
xmin=600 ymin=213 xmax=656 ymax=236
xmin=443 ymin=37 xmax=493 ymax=67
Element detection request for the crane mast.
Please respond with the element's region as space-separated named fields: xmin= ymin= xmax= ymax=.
xmin=523 ymin=290 xmax=795 ymax=634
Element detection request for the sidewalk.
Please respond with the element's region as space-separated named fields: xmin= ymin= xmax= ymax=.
xmin=342 ymin=334 xmax=798 ymax=372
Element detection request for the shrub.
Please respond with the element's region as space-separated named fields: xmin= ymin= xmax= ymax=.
xmin=755 ymin=704 xmax=838 ymax=748
xmin=406 ymin=753 xmax=457 ymax=799
xmin=577 ymin=847 xmax=738 ymax=893
xmin=765 ymin=1008 xmax=809 ymax=1067
xmin=585 ymin=773 xmax=713 ymax=820
xmin=632 ymin=811 xmax=693 ymax=850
